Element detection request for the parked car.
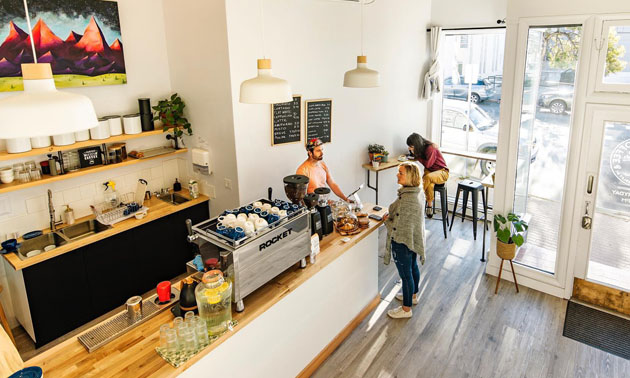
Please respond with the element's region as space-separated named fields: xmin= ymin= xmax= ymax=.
xmin=441 ymin=99 xmax=538 ymax=175
xmin=443 ymin=76 xmax=495 ymax=103
xmin=537 ymin=85 xmax=574 ymax=114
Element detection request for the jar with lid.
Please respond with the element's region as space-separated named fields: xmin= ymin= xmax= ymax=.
xmin=195 ymin=270 xmax=232 ymax=337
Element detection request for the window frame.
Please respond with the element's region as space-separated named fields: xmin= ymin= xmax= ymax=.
xmin=594 ymin=19 xmax=630 ymax=94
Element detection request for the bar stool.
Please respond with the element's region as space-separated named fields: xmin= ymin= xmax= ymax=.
xmin=449 ymin=180 xmax=488 ymax=240
xmin=431 ymin=183 xmax=449 ymax=239
xmin=0 ymin=285 xmax=16 ymax=347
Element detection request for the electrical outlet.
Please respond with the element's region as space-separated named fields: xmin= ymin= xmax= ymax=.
xmin=224 ymin=178 xmax=232 ymax=190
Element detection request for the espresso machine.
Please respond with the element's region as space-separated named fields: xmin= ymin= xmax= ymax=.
xmin=304 ymin=193 xmax=323 ymax=240
xmin=314 ymin=187 xmax=333 ymax=236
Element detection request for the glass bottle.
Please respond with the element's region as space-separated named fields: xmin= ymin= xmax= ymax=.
xmin=195 ymin=270 xmax=232 ymax=337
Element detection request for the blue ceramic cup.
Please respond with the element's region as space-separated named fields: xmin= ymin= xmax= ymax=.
xmin=282 ymin=204 xmax=290 ymax=211
xmin=1 ymin=239 xmax=18 ymax=253
xmin=245 ymin=205 xmax=254 ymax=214
xmin=260 ymin=211 xmax=269 ymax=220
xmin=253 ymin=207 xmax=262 ymax=215
xmin=234 ymin=227 xmax=245 ymax=240
xmin=216 ymin=225 xmax=227 ymax=236
xmin=268 ymin=214 xmax=280 ymax=224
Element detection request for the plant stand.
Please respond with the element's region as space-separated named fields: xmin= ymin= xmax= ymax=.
xmin=494 ymin=258 xmax=519 ymax=294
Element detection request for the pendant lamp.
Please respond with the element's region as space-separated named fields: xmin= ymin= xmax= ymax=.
xmin=239 ymin=0 xmax=292 ymax=104
xmin=343 ymin=0 xmax=380 ymax=88
xmin=0 ymin=0 xmax=98 ymax=139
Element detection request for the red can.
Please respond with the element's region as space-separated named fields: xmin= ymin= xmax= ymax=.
xmin=157 ymin=281 xmax=171 ymax=302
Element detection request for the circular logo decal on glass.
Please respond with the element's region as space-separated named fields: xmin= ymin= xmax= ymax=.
xmin=610 ymin=139 xmax=630 ymax=186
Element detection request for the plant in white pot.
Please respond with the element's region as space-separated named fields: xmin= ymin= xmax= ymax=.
xmin=493 ymin=212 xmax=528 ymax=293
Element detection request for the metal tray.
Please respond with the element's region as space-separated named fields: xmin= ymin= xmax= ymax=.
xmin=191 ymin=198 xmax=307 ymax=249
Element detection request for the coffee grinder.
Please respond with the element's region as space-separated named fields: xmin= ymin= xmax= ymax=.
xmin=303 ymin=193 xmax=323 ymax=240
xmin=283 ymin=175 xmax=309 ymax=205
xmin=314 ymin=187 xmax=333 ymax=236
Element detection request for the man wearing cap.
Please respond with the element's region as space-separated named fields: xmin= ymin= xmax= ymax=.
xmin=297 ymin=138 xmax=349 ymax=201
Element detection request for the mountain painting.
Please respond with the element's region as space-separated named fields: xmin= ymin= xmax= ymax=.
xmin=0 ymin=0 xmax=126 ymax=91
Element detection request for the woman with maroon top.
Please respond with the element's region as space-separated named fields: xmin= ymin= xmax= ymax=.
xmin=406 ymin=133 xmax=449 ymax=218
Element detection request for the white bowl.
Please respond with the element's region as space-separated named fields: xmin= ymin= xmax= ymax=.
xmin=134 ymin=212 xmax=147 ymax=220
xmin=1 ymin=175 xmax=14 ymax=184
xmin=26 ymin=250 xmax=42 ymax=258
xmin=43 ymin=245 xmax=56 ymax=252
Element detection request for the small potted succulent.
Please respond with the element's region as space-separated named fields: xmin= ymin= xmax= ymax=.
xmin=382 ymin=150 xmax=390 ymax=163
xmin=494 ymin=212 xmax=528 ymax=260
xmin=153 ymin=93 xmax=192 ymax=149
xmin=368 ymin=144 xmax=385 ymax=162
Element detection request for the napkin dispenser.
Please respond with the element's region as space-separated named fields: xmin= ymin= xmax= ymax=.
xmin=192 ymin=148 xmax=211 ymax=175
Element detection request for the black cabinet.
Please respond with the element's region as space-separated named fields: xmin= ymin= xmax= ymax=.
xmin=23 ymin=201 xmax=209 ymax=347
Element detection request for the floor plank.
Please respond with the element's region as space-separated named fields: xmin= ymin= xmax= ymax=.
xmin=314 ymin=219 xmax=630 ymax=378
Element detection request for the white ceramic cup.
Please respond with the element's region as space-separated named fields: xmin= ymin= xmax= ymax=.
xmin=262 ymin=203 xmax=272 ymax=211
xmin=271 ymin=207 xmax=280 ymax=215
xmin=1 ymin=174 xmax=14 ymax=184
xmin=248 ymin=213 xmax=259 ymax=222
xmin=253 ymin=201 xmax=263 ymax=209
xmin=244 ymin=221 xmax=255 ymax=236
xmin=279 ymin=210 xmax=288 ymax=217
xmin=237 ymin=213 xmax=248 ymax=222
xmin=225 ymin=214 xmax=237 ymax=222
xmin=372 ymin=161 xmax=380 ymax=168
xmin=254 ymin=218 xmax=268 ymax=231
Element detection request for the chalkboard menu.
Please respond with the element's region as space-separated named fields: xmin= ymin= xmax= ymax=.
xmin=305 ymin=99 xmax=332 ymax=144
xmin=271 ymin=95 xmax=302 ymax=146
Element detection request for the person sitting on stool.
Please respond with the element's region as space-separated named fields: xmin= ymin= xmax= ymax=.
xmin=406 ymin=133 xmax=449 ymax=218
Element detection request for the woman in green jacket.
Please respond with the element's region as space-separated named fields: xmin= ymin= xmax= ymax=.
xmin=384 ymin=162 xmax=426 ymax=319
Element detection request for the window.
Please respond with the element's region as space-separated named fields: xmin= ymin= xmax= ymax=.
xmin=595 ymin=20 xmax=630 ymax=92
xmin=439 ymin=30 xmax=505 ymax=179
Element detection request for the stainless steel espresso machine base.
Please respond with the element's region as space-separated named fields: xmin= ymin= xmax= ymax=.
xmin=190 ymin=199 xmax=311 ymax=312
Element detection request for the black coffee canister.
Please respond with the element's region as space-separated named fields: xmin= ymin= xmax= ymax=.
xmin=140 ymin=113 xmax=154 ymax=131
xmin=138 ymin=98 xmax=152 ymax=115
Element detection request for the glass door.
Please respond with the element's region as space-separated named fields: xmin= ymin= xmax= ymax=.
xmin=512 ymin=25 xmax=582 ymax=274
xmin=575 ymin=107 xmax=630 ymax=290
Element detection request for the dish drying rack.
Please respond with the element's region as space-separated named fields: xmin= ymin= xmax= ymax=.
xmin=92 ymin=192 xmax=148 ymax=226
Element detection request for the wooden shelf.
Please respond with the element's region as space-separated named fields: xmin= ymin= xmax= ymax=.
xmin=0 ymin=148 xmax=187 ymax=194
xmin=0 ymin=129 xmax=168 ymax=162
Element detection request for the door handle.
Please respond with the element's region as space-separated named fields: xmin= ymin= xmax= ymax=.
xmin=587 ymin=175 xmax=594 ymax=194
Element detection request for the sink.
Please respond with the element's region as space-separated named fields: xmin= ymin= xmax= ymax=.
xmin=58 ymin=219 xmax=112 ymax=241
xmin=157 ymin=192 xmax=191 ymax=205
xmin=17 ymin=232 xmax=68 ymax=260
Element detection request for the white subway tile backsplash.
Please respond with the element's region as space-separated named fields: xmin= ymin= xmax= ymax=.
xmin=151 ymin=166 xmax=163 ymax=179
xmin=80 ymin=183 xmax=96 ymax=200
xmin=26 ymin=196 xmax=47 ymax=214
xmin=1 ymin=155 xmax=181 ymax=239
xmin=63 ymin=187 xmax=83 ymax=205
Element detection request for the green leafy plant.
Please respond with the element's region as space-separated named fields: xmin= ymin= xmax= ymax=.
xmin=368 ymin=144 xmax=385 ymax=154
xmin=153 ymin=93 xmax=193 ymax=138
xmin=494 ymin=212 xmax=528 ymax=247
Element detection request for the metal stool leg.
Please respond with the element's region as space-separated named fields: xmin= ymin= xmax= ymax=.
xmin=440 ymin=189 xmax=448 ymax=238
xmin=461 ymin=190 xmax=470 ymax=222
xmin=472 ymin=189 xmax=478 ymax=241
xmin=482 ymin=187 xmax=489 ymax=231
xmin=449 ymin=187 xmax=460 ymax=231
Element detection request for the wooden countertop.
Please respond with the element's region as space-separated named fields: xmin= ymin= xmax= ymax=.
xmin=25 ymin=203 xmax=387 ymax=377
xmin=2 ymin=190 xmax=209 ymax=271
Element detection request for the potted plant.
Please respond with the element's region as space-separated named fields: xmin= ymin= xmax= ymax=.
xmin=493 ymin=212 xmax=528 ymax=260
xmin=382 ymin=150 xmax=390 ymax=163
xmin=153 ymin=93 xmax=192 ymax=149
xmin=368 ymin=144 xmax=385 ymax=162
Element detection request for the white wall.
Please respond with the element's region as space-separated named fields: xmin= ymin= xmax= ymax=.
xmin=431 ymin=0 xmax=506 ymax=28
xmin=226 ymin=0 xmax=432 ymax=206
xmin=161 ymin=0 xmax=240 ymax=215
xmin=0 ymin=0 xmax=176 ymax=327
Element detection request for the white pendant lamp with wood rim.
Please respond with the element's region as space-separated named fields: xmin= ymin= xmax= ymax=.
xmin=343 ymin=0 xmax=380 ymax=88
xmin=0 ymin=0 xmax=98 ymax=139
xmin=239 ymin=0 xmax=292 ymax=104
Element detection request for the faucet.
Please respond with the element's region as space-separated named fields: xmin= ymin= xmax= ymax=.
xmin=48 ymin=189 xmax=62 ymax=231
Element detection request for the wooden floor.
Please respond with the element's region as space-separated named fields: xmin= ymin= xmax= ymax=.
xmin=314 ymin=216 xmax=630 ymax=378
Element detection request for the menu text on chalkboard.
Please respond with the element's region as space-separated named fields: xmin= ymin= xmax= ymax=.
xmin=305 ymin=99 xmax=332 ymax=144
xmin=271 ymin=95 xmax=302 ymax=146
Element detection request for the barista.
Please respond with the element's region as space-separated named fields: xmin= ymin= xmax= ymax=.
xmin=297 ymin=138 xmax=349 ymax=202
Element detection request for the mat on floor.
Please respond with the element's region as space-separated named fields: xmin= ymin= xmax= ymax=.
xmin=563 ymin=300 xmax=630 ymax=360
